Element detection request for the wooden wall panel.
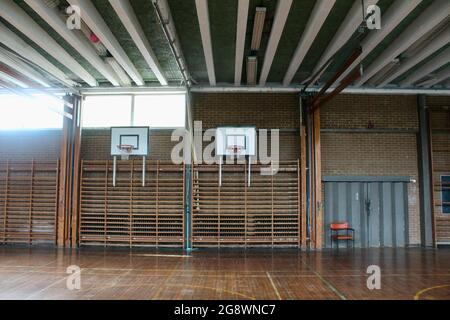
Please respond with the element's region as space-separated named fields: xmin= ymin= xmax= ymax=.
xmin=430 ymin=107 xmax=450 ymax=244
xmin=0 ymin=160 xmax=58 ymax=244
xmin=192 ymin=161 xmax=302 ymax=247
xmin=79 ymin=160 xmax=184 ymax=247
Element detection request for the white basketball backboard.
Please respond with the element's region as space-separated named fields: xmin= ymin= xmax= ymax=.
xmin=216 ymin=127 xmax=256 ymax=156
xmin=111 ymin=127 xmax=149 ymax=157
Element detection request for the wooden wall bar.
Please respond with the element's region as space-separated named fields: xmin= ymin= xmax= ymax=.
xmin=0 ymin=160 xmax=59 ymax=244
xmin=429 ymin=107 xmax=450 ymax=244
xmin=192 ymin=161 xmax=303 ymax=247
xmin=79 ymin=160 xmax=185 ymax=247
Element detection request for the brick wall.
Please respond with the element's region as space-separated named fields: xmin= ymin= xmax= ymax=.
xmin=321 ymin=94 xmax=420 ymax=245
xmin=0 ymin=130 xmax=61 ymax=161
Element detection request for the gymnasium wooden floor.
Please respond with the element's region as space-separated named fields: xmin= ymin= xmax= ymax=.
xmin=0 ymin=246 xmax=449 ymax=300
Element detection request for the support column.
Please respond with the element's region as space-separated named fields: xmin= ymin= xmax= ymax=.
xmin=417 ymin=95 xmax=435 ymax=247
xmin=57 ymin=94 xmax=82 ymax=247
xmin=299 ymin=96 xmax=307 ymax=249
xmin=312 ymin=109 xmax=323 ymax=249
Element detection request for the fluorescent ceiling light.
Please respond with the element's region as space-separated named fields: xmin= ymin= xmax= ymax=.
xmin=247 ymin=56 xmax=258 ymax=85
xmin=251 ymin=7 xmax=266 ymax=51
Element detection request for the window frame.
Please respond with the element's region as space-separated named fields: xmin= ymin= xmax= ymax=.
xmin=81 ymin=93 xmax=186 ymax=129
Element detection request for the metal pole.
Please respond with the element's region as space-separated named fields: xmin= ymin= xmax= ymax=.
xmin=219 ymin=156 xmax=222 ymax=187
xmin=142 ymin=156 xmax=146 ymax=187
xmin=248 ymin=156 xmax=251 ymax=187
xmin=113 ymin=156 xmax=117 ymax=187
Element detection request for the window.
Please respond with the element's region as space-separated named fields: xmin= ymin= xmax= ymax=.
xmin=133 ymin=94 xmax=185 ymax=128
xmin=82 ymin=95 xmax=132 ymax=128
xmin=0 ymin=94 xmax=63 ymax=130
xmin=442 ymin=176 xmax=450 ymax=214
xmin=82 ymin=94 xmax=186 ymax=128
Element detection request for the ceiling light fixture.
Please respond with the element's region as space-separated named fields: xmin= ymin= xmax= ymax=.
xmin=247 ymin=56 xmax=258 ymax=85
xmin=251 ymin=7 xmax=266 ymax=51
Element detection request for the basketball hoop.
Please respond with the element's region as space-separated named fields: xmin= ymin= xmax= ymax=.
xmin=118 ymin=144 xmax=134 ymax=153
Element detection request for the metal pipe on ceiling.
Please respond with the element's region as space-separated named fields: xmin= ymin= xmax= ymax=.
xmin=151 ymin=0 xmax=191 ymax=87
xmin=189 ymin=86 xmax=450 ymax=96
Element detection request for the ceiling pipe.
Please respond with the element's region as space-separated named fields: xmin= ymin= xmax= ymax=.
xmin=152 ymin=0 xmax=191 ymax=86
xmin=189 ymin=86 xmax=450 ymax=96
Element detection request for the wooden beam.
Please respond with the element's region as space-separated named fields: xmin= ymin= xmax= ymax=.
xmin=70 ymin=96 xmax=82 ymax=247
xmin=300 ymin=116 xmax=307 ymax=249
xmin=312 ymin=67 xmax=361 ymax=112
xmin=311 ymin=46 xmax=362 ymax=105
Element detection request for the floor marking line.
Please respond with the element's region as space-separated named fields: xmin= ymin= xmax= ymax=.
xmin=266 ymin=272 xmax=282 ymax=300
xmin=414 ymin=284 xmax=450 ymax=300
xmin=130 ymin=254 xmax=191 ymax=258
xmin=301 ymin=259 xmax=347 ymax=300
xmin=66 ymin=283 xmax=256 ymax=300
xmin=24 ymin=276 xmax=68 ymax=300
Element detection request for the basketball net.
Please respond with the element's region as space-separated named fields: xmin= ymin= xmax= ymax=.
xmin=118 ymin=144 xmax=133 ymax=160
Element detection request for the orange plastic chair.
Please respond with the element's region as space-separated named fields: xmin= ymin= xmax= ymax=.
xmin=330 ymin=222 xmax=355 ymax=249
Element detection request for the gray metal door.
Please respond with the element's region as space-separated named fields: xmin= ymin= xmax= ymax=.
xmin=323 ymin=177 xmax=409 ymax=248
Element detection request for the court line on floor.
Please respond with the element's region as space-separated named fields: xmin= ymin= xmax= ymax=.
xmin=266 ymin=272 xmax=282 ymax=300
xmin=414 ymin=284 xmax=450 ymax=300
xmin=300 ymin=260 xmax=347 ymax=300
xmin=130 ymin=254 xmax=192 ymax=258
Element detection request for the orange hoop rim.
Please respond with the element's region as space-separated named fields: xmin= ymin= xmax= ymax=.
xmin=118 ymin=144 xmax=134 ymax=153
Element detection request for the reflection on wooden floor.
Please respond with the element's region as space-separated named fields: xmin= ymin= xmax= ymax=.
xmin=0 ymin=247 xmax=449 ymax=300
